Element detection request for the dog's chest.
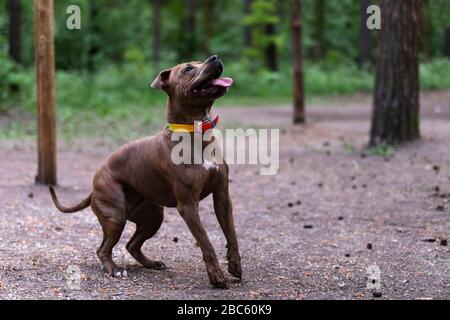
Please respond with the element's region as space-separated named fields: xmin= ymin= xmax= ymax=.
xmin=202 ymin=159 xmax=219 ymax=171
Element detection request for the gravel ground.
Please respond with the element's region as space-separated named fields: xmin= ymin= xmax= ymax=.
xmin=0 ymin=92 xmax=449 ymax=300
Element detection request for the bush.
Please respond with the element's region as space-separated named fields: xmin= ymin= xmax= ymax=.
xmin=420 ymin=58 xmax=450 ymax=90
xmin=0 ymin=53 xmax=32 ymax=111
xmin=2 ymin=58 xmax=450 ymax=115
xmin=2 ymin=57 xmax=450 ymax=141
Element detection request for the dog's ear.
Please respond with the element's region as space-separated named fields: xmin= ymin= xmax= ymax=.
xmin=151 ymin=69 xmax=172 ymax=89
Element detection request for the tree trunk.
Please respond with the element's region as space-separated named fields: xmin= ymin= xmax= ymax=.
xmin=444 ymin=26 xmax=450 ymax=58
xmin=7 ymin=0 xmax=21 ymax=64
xmin=420 ymin=0 xmax=431 ymax=59
xmin=292 ymin=0 xmax=305 ymax=124
xmin=185 ymin=0 xmax=197 ymax=59
xmin=202 ymin=0 xmax=213 ymax=56
xmin=358 ymin=0 xmax=371 ymax=68
xmin=153 ymin=0 xmax=162 ymax=64
xmin=34 ymin=0 xmax=57 ymax=185
xmin=265 ymin=23 xmax=278 ymax=71
xmin=370 ymin=0 xmax=420 ymax=147
xmin=312 ymin=0 xmax=325 ymax=60
xmin=88 ymin=1 xmax=100 ymax=71
xmin=244 ymin=0 xmax=253 ymax=47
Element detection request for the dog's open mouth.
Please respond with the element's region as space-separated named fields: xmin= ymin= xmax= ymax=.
xmin=192 ymin=73 xmax=234 ymax=97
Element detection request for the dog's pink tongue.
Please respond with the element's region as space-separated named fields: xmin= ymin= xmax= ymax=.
xmin=211 ymin=77 xmax=234 ymax=88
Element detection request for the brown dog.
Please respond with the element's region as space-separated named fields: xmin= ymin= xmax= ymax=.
xmin=49 ymin=55 xmax=241 ymax=288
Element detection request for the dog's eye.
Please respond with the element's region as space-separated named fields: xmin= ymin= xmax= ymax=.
xmin=185 ymin=66 xmax=194 ymax=73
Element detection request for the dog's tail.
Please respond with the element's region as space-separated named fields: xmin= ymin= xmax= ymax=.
xmin=49 ymin=186 xmax=92 ymax=213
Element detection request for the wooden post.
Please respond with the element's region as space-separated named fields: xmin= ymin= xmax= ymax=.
xmin=34 ymin=0 xmax=57 ymax=185
xmin=292 ymin=0 xmax=305 ymax=124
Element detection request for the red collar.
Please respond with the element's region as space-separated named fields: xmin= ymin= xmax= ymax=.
xmin=199 ymin=115 xmax=219 ymax=132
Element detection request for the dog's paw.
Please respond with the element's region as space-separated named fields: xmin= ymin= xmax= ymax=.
xmin=107 ymin=268 xmax=128 ymax=278
xmin=209 ymin=270 xmax=228 ymax=289
xmin=143 ymin=260 xmax=166 ymax=270
xmin=228 ymin=261 xmax=242 ymax=280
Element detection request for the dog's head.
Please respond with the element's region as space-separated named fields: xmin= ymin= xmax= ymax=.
xmin=151 ymin=55 xmax=233 ymax=103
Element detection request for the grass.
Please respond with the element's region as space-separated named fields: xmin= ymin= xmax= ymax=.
xmin=367 ymin=143 xmax=396 ymax=158
xmin=1 ymin=58 xmax=450 ymax=142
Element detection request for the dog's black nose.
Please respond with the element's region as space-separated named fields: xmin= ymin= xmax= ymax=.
xmin=207 ymin=55 xmax=222 ymax=64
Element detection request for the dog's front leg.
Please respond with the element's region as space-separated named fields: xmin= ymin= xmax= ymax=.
xmin=213 ymin=188 xmax=242 ymax=280
xmin=175 ymin=188 xmax=227 ymax=289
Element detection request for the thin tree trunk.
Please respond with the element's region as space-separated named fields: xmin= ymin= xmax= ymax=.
xmin=88 ymin=1 xmax=100 ymax=71
xmin=420 ymin=0 xmax=431 ymax=59
xmin=244 ymin=0 xmax=253 ymax=47
xmin=292 ymin=0 xmax=305 ymax=124
xmin=312 ymin=0 xmax=325 ymax=60
xmin=202 ymin=0 xmax=213 ymax=56
xmin=358 ymin=0 xmax=371 ymax=68
xmin=444 ymin=26 xmax=450 ymax=58
xmin=370 ymin=0 xmax=420 ymax=146
xmin=7 ymin=0 xmax=21 ymax=64
xmin=153 ymin=0 xmax=162 ymax=64
xmin=265 ymin=23 xmax=278 ymax=71
xmin=34 ymin=0 xmax=57 ymax=185
xmin=185 ymin=0 xmax=197 ymax=59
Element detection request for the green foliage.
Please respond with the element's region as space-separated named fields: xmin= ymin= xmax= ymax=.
xmin=302 ymin=0 xmax=360 ymax=60
xmin=242 ymin=0 xmax=281 ymax=69
xmin=368 ymin=144 xmax=396 ymax=157
xmin=420 ymin=58 xmax=450 ymax=89
xmin=1 ymin=0 xmax=450 ymax=141
xmin=0 ymin=38 xmax=31 ymax=111
xmin=430 ymin=0 xmax=450 ymax=56
xmin=3 ymin=0 xmax=450 ymax=69
xmin=2 ymin=56 xmax=450 ymax=140
xmin=0 ymin=48 xmax=15 ymax=110
xmin=3 ymin=56 xmax=450 ymax=113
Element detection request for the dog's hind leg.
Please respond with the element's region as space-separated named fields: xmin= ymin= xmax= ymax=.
xmin=92 ymin=207 xmax=127 ymax=276
xmin=91 ymin=179 xmax=127 ymax=277
xmin=126 ymin=201 xmax=165 ymax=270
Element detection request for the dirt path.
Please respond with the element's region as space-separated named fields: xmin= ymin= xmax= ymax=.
xmin=0 ymin=92 xmax=449 ymax=300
